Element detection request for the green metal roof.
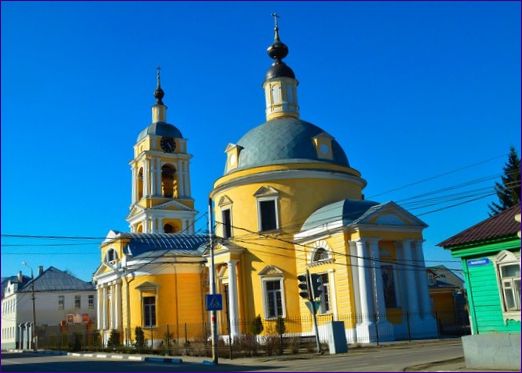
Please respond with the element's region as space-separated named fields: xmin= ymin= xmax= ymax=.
xmin=137 ymin=121 xmax=183 ymax=141
xmin=230 ymin=117 xmax=349 ymax=173
xmin=301 ymin=199 xmax=380 ymax=231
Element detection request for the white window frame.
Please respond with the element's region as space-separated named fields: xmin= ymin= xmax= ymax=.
xmin=221 ymin=207 xmax=233 ymax=239
xmin=88 ymin=295 xmax=94 ymax=309
xmin=261 ymin=277 xmax=286 ymax=320
xmin=257 ymin=196 xmax=280 ymax=232
xmin=494 ymin=250 xmax=521 ymax=322
xmin=143 ymin=295 xmax=157 ymax=328
xmin=74 ymin=295 xmax=81 ymax=309
xmin=58 ymin=295 xmax=65 ymax=310
xmin=317 ymin=272 xmax=331 ymax=314
xmin=105 ymin=248 xmax=118 ymax=265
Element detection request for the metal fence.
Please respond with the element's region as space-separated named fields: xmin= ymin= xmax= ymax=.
xmin=31 ymin=310 xmax=469 ymax=355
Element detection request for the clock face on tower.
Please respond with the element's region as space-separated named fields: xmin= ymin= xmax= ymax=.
xmin=160 ymin=136 xmax=176 ymax=153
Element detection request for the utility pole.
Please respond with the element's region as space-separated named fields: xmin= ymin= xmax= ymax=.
xmin=22 ymin=262 xmax=37 ymax=352
xmin=208 ymin=198 xmax=219 ymax=364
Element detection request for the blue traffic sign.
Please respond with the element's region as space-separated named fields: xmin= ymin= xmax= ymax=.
xmin=206 ymin=294 xmax=223 ymax=311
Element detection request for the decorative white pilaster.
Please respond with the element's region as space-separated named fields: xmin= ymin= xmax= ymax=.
xmin=177 ymin=159 xmax=184 ymax=197
xmin=143 ymin=159 xmax=150 ymax=198
xmin=156 ymin=160 xmax=162 ymax=196
xmin=328 ymin=269 xmax=338 ymax=321
xmin=150 ymin=159 xmax=157 ymax=197
xmin=227 ymin=260 xmax=240 ymax=339
xmin=368 ymin=239 xmax=387 ymax=320
xmin=131 ymin=167 xmax=136 ymax=204
xmin=109 ymin=285 xmax=115 ymax=329
xmin=186 ymin=161 xmax=191 ymax=197
xmin=102 ymin=286 xmax=108 ymax=330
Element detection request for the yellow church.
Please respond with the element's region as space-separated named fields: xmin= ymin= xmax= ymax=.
xmin=93 ymin=20 xmax=437 ymax=346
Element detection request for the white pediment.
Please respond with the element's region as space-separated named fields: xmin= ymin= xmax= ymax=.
xmin=153 ymin=199 xmax=194 ymax=211
xmin=258 ymin=265 xmax=284 ymax=277
xmin=361 ymin=202 xmax=427 ymax=228
xmin=218 ymin=195 xmax=233 ymax=207
xmin=253 ymin=186 xmax=279 ymax=197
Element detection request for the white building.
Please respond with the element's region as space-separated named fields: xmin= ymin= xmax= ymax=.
xmin=1 ymin=266 xmax=96 ymax=350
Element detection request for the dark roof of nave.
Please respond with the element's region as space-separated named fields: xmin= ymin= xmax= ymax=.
xmin=20 ymin=267 xmax=94 ymax=293
xmin=112 ymin=232 xmax=208 ymax=257
xmin=438 ymin=203 xmax=520 ymax=248
xmin=301 ymin=199 xmax=380 ymax=231
xmin=137 ymin=121 xmax=183 ymax=141
xmin=230 ymin=117 xmax=349 ymax=173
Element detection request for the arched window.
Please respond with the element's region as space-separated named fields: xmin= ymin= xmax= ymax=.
xmin=161 ymin=164 xmax=177 ymax=198
xmin=136 ymin=224 xmax=143 ymax=233
xmin=105 ymin=249 xmax=118 ymax=264
xmin=312 ymin=248 xmax=329 ymax=263
xmin=137 ymin=168 xmax=144 ymax=200
xmin=164 ymin=224 xmax=174 ymax=233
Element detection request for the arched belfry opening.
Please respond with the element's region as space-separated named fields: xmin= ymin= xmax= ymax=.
xmin=137 ymin=167 xmax=144 ymax=200
xmin=164 ymin=224 xmax=174 ymax=233
xmin=161 ymin=164 xmax=178 ymax=198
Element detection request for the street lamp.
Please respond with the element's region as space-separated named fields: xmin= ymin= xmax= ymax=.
xmin=22 ymin=261 xmax=37 ymax=352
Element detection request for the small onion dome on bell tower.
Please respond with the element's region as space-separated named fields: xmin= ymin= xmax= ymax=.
xmin=265 ymin=14 xmax=295 ymax=80
xmin=152 ymin=66 xmax=167 ymax=123
xmin=263 ymin=13 xmax=299 ymax=121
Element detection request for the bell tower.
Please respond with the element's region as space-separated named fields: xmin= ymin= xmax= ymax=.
xmin=126 ymin=68 xmax=196 ymax=234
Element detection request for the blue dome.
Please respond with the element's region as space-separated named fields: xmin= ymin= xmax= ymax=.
xmin=137 ymin=122 xmax=183 ymax=141
xmin=232 ymin=117 xmax=349 ymax=172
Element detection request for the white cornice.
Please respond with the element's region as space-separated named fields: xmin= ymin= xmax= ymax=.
xmin=211 ymin=169 xmax=366 ymax=197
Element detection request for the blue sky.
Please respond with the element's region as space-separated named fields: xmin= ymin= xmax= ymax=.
xmin=2 ymin=1 xmax=520 ymax=281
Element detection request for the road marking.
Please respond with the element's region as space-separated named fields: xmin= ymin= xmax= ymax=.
xmin=111 ymin=355 xmax=124 ymax=359
xmin=128 ymin=356 xmax=143 ymax=361
xmin=95 ymin=354 xmax=107 ymax=358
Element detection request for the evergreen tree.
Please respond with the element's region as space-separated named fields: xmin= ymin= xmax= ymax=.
xmin=489 ymin=146 xmax=521 ymax=216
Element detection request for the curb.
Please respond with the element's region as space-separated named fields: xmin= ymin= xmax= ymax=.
xmin=403 ymin=356 xmax=465 ymax=371
xmin=66 ymin=352 xmax=182 ymax=363
xmin=144 ymin=357 xmax=183 ymax=364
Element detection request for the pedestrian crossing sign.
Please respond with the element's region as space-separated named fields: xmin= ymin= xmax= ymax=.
xmin=205 ymin=294 xmax=223 ymax=311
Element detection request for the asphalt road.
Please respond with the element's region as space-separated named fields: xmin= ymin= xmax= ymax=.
xmin=1 ymin=339 xmax=465 ymax=372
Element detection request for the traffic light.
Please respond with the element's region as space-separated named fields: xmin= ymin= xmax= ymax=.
xmin=310 ymin=273 xmax=323 ymax=299
xmin=297 ymin=274 xmax=310 ymax=299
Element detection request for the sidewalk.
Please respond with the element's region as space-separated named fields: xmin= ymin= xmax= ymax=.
xmin=404 ymin=357 xmax=518 ymax=372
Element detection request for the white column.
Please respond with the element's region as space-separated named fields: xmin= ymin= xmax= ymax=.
xmin=115 ymin=281 xmax=121 ymax=330
xmin=143 ymin=158 xmax=150 ymax=197
xmin=415 ymin=240 xmax=433 ymax=318
xmin=402 ymin=240 xmax=420 ymax=318
xmin=150 ymin=159 xmax=157 ymax=197
xmin=156 ymin=159 xmax=163 ymax=196
xmin=227 ymin=260 xmax=240 ymax=339
xmin=102 ymin=286 xmax=108 ymax=330
xmin=355 ymin=240 xmax=373 ymax=324
xmin=368 ymin=239 xmax=387 ymax=322
xmin=176 ymin=159 xmax=184 ymax=197
xmin=131 ymin=167 xmax=136 ymax=204
xmin=109 ymin=285 xmax=115 ymax=329
xmin=186 ymin=161 xmax=191 ymax=197
xmin=97 ymin=287 xmax=103 ymax=330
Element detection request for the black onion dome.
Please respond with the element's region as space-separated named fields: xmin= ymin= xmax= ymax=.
xmin=154 ymin=86 xmax=164 ymax=105
xmin=265 ymin=23 xmax=295 ymax=80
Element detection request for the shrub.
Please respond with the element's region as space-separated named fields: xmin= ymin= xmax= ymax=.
xmin=107 ymin=329 xmax=120 ymax=349
xmin=134 ymin=327 xmax=145 ymax=352
xmin=275 ymin=317 xmax=286 ymax=355
xmin=250 ymin=315 xmax=264 ymax=336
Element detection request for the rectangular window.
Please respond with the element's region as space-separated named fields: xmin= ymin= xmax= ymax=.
xmin=265 ymin=280 xmax=283 ymax=318
xmin=319 ymin=273 xmax=331 ymax=313
xmin=88 ymin=295 xmax=94 ymax=309
xmin=74 ymin=295 xmax=81 ymax=309
xmin=499 ymin=263 xmax=521 ymax=312
xmin=58 ymin=295 xmax=65 ymax=310
xmin=259 ymin=200 xmax=277 ymax=232
xmin=222 ymin=209 xmax=232 ymax=239
xmin=143 ymin=296 xmax=156 ymax=327
xmin=381 ymin=265 xmax=397 ymax=308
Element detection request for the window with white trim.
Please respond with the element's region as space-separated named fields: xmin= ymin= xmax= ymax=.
xmin=264 ymin=279 xmax=284 ymax=318
xmin=88 ymin=295 xmax=94 ymax=309
xmin=106 ymin=248 xmax=118 ymax=264
xmin=499 ymin=263 xmax=521 ymax=312
xmin=494 ymin=250 xmax=521 ymax=319
xmin=318 ymin=273 xmax=331 ymax=313
xmin=74 ymin=295 xmax=81 ymax=309
xmin=258 ymin=199 xmax=278 ymax=232
xmin=143 ymin=296 xmax=156 ymax=327
xmin=58 ymin=295 xmax=65 ymax=310
xmin=222 ymin=208 xmax=232 ymax=239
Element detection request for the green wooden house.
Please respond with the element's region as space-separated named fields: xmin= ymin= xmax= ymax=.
xmin=439 ymin=203 xmax=520 ymax=370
